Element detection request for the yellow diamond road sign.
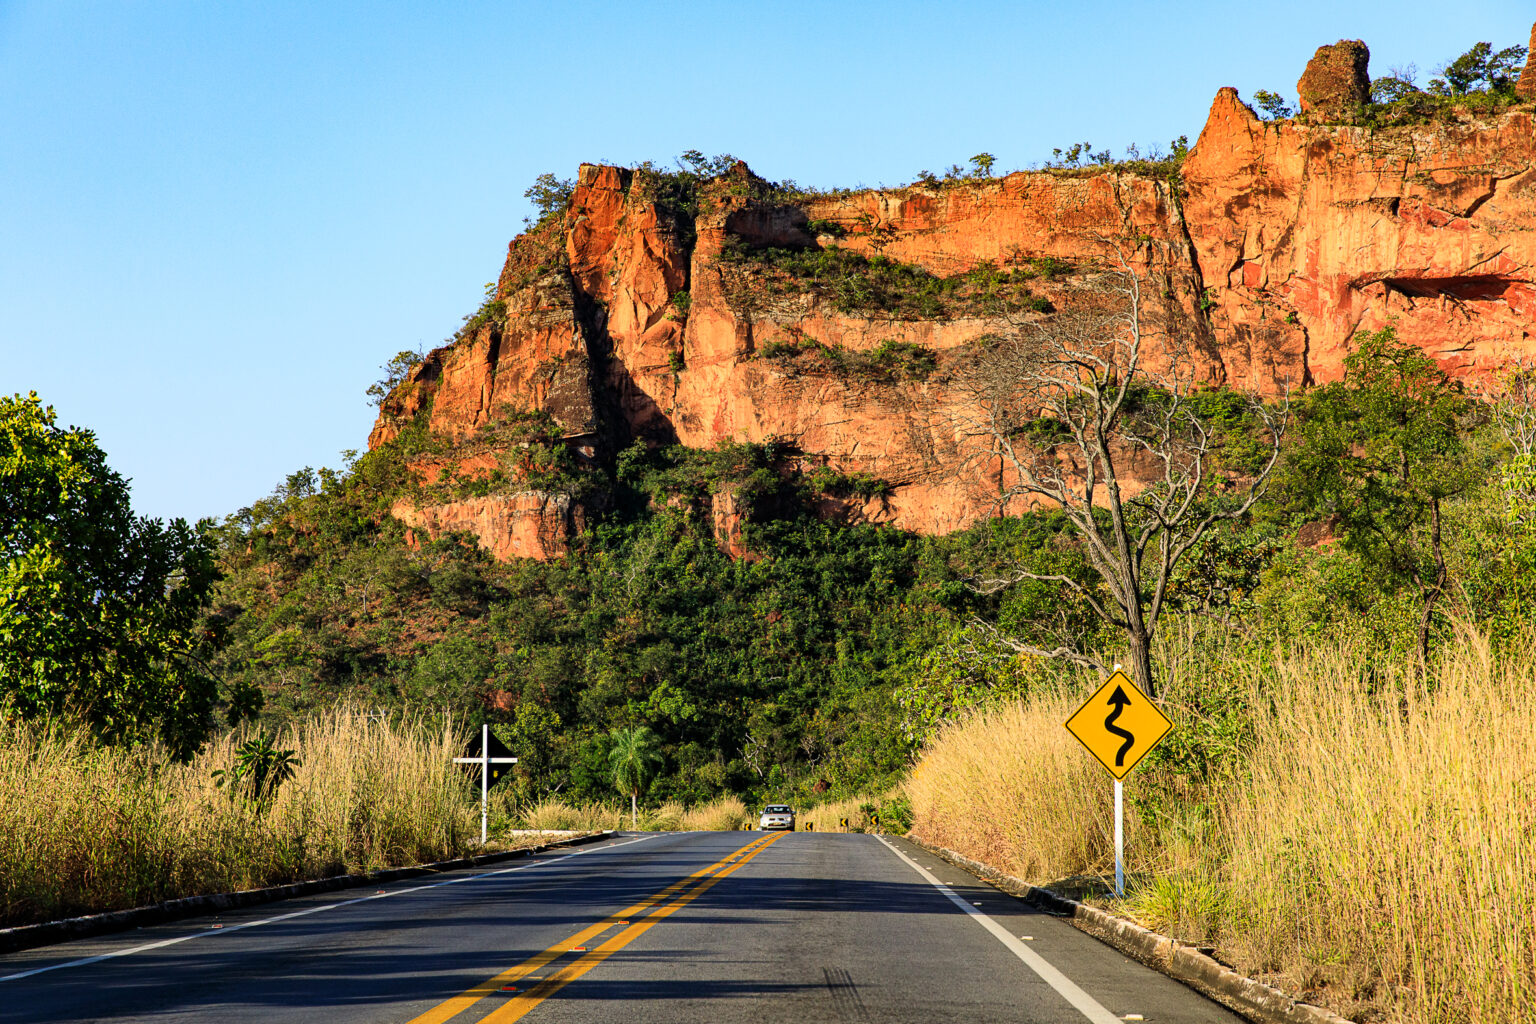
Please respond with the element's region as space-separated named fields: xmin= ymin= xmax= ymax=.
xmin=1064 ymin=670 xmax=1172 ymax=779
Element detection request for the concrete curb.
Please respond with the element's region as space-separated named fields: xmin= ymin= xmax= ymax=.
xmin=902 ymin=836 xmax=1354 ymax=1024
xmin=0 ymin=830 xmax=615 ymax=957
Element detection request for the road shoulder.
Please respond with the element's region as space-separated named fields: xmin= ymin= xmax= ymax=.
xmin=898 ymin=836 xmax=1353 ymax=1024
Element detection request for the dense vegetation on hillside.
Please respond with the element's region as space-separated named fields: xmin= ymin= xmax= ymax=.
xmin=7 ymin=316 xmax=1535 ymax=817
xmin=181 ymin=324 xmax=1536 ymax=813
xmin=5 ymin=31 xmax=1535 ymax=809
xmin=206 ymin=429 xmax=995 ymax=806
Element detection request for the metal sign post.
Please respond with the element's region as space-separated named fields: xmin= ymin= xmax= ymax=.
xmin=453 ymin=724 xmax=518 ymax=844
xmin=1114 ymin=780 xmax=1124 ymax=897
xmin=1064 ymin=668 xmax=1172 ymax=898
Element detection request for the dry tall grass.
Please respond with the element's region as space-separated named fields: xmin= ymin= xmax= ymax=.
xmin=676 ymin=797 xmax=751 ymax=831
xmin=0 ymin=708 xmax=476 ymax=928
xmin=519 ymin=799 xmax=627 ymax=832
xmin=516 ymin=796 xmax=750 ymax=832
xmin=1217 ymin=632 xmax=1536 ymax=1022
xmin=906 ymin=689 xmax=1124 ymax=879
xmin=797 ymin=794 xmax=902 ymax=832
xmin=797 ymin=795 xmax=867 ymax=831
xmin=905 ymin=631 xmax=1536 ymax=1023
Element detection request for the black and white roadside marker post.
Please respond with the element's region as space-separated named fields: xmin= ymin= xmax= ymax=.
xmin=1064 ymin=665 xmax=1172 ymax=897
xmin=454 ymin=724 xmax=518 ymax=845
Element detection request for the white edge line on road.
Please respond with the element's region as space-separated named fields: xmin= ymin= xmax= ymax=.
xmin=873 ymin=835 xmax=1122 ymax=1024
xmin=0 ymin=834 xmax=657 ymax=983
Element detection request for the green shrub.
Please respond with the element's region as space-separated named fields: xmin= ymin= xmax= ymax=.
xmin=808 ymin=468 xmax=894 ymax=499
xmin=523 ymin=172 xmax=574 ymax=228
xmin=1251 ymin=90 xmax=1294 ymax=120
xmin=718 ymin=240 xmax=1049 ymax=319
xmin=868 ymin=340 xmax=938 ymax=380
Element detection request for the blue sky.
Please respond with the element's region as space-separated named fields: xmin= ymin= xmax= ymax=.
xmin=2 ymin=0 xmax=1529 ymax=523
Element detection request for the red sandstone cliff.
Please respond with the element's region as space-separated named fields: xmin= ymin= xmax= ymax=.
xmin=373 ymin=36 xmax=1536 ymax=561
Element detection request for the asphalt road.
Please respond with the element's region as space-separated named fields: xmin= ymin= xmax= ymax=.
xmin=0 ymin=831 xmax=1246 ymax=1023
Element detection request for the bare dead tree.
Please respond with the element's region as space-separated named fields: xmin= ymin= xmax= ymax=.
xmin=1490 ymin=359 xmax=1536 ymax=458
xmin=954 ymin=250 xmax=1287 ymax=698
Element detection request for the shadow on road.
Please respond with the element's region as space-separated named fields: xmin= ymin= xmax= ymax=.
xmin=4 ymin=835 xmax=1040 ymax=1022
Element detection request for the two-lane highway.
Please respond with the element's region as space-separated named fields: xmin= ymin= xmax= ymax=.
xmin=1 ymin=832 xmax=1245 ymax=1022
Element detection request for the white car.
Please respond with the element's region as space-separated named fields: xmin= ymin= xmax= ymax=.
xmin=758 ymin=804 xmax=796 ymax=831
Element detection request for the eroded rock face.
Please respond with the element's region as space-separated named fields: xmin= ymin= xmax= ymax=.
xmin=1296 ymin=40 xmax=1370 ymax=119
xmin=709 ymin=488 xmax=757 ymax=562
xmin=1183 ymin=88 xmax=1536 ymax=388
xmin=371 ymin=62 xmax=1536 ymax=561
xmin=391 ymin=492 xmax=582 ymax=562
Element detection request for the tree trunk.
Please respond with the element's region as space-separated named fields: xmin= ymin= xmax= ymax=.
xmin=1127 ymin=626 xmax=1156 ymax=699
xmin=630 ymin=791 xmax=638 ymax=831
xmin=1417 ymin=497 xmax=1448 ymax=679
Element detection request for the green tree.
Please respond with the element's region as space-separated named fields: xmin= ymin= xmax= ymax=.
xmin=408 ymin=634 xmax=494 ymax=709
xmin=367 ymin=349 xmax=424 ymax=408
xmin=0 ymin=393 xmax=222 ymax=756
xmin=523 ymin=173 xmax=575 ymax=226
xmin=212 ymin=732 xmax=300 ymax=807
xmin=1370 ymin=63 xmax=1421 ymax=103
xmin=1283 ymin=328 xmax=1474 ymax=670
xmin=1251 ymin=90 xmax=1294 ymax=120
xmin=1429 ymin=41 xmax=1528 ymax=95
xmin=608 ymin=725 xmax=663 ymax=829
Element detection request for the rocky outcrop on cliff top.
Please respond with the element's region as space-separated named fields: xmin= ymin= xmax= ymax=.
xmin=371 ymin=42 xmax=1536 ymax=562
xmin=1296 ymin=40 xmax=1371 ymax=119
xmin=1519 ymin=24 xmax=1536 ymax=99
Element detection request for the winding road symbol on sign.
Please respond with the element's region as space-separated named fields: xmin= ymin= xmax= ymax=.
xmin=1064 ymin=671 xmax=1172 ymax=779
xmin=1103 ymin=685 xmax=1135 ymax=767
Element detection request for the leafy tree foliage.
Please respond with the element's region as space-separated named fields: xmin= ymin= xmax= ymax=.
xmin=1370 ymin=65 xmax=1421 ymax=104
xmin=0 ymin=393 xmax=223 ymax=756
xmin=208 ymin=427 xmax=958 ymax=805
xmin=367 ymin=349 xmax=425 ymax=408
xmin=1429 ymin=41 xmax=1528 ymax=96
xmin=675 ymin=149 xmax=739 ymax=178
xmin=523 ymin=173 xmax=575 ymax=227
xmin=1280 ymin=328 xmax=1477 ymax=670
xmin=608 ymin=725 xmax=663 ymax=827
xmin=1251 ymin=90 xmax=1294 ymax=120
xmin=212 ymin=732 xmax=300 ymax=807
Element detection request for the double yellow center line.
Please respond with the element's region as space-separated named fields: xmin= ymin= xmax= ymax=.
xmin=407 ymin=832 xmax=786 ymax=1024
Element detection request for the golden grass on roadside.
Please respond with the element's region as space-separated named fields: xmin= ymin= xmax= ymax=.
xmin=797 ymin=795 xmax=864 ymax=832
xmin=1216 ymin=631 xmax=1536 ymax=1022
xmin=795 ymin=794 xmax=899 ymax=833
xmin=676 ymin=797 xmax=750 ymax=831
xmin=519 ymin=799 xmax=626 ymax=832
xmin=0 ymin=707 xmax=477 ymax=929
xmin=905 ymin=688 xmax=1122 ymax=879
xmin=905 ymin=629 xmax=1536 ymax=1024
xmin=640 ymin=801 xmax=686 ymax=831
xmin=517 ymin=796 xmax=749 ymax=832
xmin=515 ymin=794 xmax=879 ymax=834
